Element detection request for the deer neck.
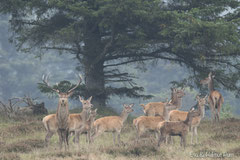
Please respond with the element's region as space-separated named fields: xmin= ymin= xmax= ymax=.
xmin=184 ymin=113 xmax=193 ymax=126
xmin=198 ymin=104 xmax=205 ymax=118
xmin=56 ymin=101 xmax=69 ymax=129
xmin=208 ymin=79 xmax=214 ymax=92
xmin=163 ymin=105 xmax=177 ymax=121
xmin=120 ymin=110 xmax=130 ymax=123
xmin=80 ymin=108 xmax=90 ymax=122
xmin=88 ymin=116 xmax=96 ymax=126
xmin=171 ymin=97 xmax=182 ymax=109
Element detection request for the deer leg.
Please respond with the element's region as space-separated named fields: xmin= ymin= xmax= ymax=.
xmin=157 ymin=134 xmax=165 ymax=147
xmin=57 ymin=130 xmax=63 ymax=150
xmin=191 ymin=127 xmax=194 ymax=145
xmin=117 ymin=131 xmax=122 ymax=145
xmin=87 ymin=131 xmax=90 ymax=144
xmin=182 ymin=135 xmax=186 ymax=149
xmin=194 ymin=127 xmax=198 ymax=144
xmin=67 ymin=131 xmax=74 ymax=143
xmin=65 ymin=129 xmax=69 ymax=151
xmin=208 ymin=98 xmax=215 ymax=123
xmin=217 ymin=102 xmax=222 ymax=122
xmin=91 ymin=129 xmax=103 ymax=143
xmin=45 ymin=131 xmax=54 ymax=147
xmin=180 ymin=136 xmax=183 ymax=146
xmin=112 ymin=132 xmax=116 ymax=145
xmin=74 ymin=131 xmax=81 ymax=149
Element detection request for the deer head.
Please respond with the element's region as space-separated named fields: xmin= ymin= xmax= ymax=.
xmin=79 ymin=96 xmax=93 ymax=110
xmin=200 ymin=72 xmax=215 ymax=85
xmin=171 ymin=88 xmax=185 ymax=99
xmin=123 ymin=104 xmax=134 ymax=113
xmin=42 ymin=74 xmax=82 ymax=108
xmin=87 ymin=108 xmax=98 ymax=121
xmin=196 ymin=95 xmax=207 ymax=106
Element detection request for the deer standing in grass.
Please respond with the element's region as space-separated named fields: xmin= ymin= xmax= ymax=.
xmin=43 ymin=96 xmax=92 ymax=148
xmin=200 ymin=72 xmax=224 ymax=123
xmin=169 ymin=95 xmax=207 ymax=144
xmin=74 ymin=108 xmax=98 ymax=144
xmin=133 ymin=88 xmax=185 ymax=143
xmin=140 ymin=88 xmax=185 ymax=116
xmin=91 ymin=104 xmax=134 ymax=145
xmin=133 ymin=104 xmax=178 ymax=144
xmin=157 ymin=108 xmax=200 ymax=149
xmin=42 ymin=74 xmax=82 ymax=150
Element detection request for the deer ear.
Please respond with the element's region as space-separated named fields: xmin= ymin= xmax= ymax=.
xmin=94 ymin=108 xmax=98 ymax=112
xmin=87 ymin=96 xmax=92 ymax=102
xmin=129 ymin=103 xmax=134 ymax=108
xmin=79 ymin=96 xmax=83 ymax=102
xmin=140 ymin=104 xmax=145 ymax=108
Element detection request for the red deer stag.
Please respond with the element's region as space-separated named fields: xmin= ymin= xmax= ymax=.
xmin=42 ymin=74 xmax=82 ymax=150
xmin=43 ymin=96 xmax=92 ymax=148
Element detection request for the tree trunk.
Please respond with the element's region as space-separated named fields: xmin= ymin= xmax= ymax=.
xmin=84 ymin=59 xmax=106 ymax=108
xmin=82 ymin=23 xmax=106 ymax=108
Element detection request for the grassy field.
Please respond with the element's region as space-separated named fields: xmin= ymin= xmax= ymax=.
xmin=0 ymin=115 xmax=239 ymax=160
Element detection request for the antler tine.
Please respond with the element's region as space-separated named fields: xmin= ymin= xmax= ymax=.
xmin=67 ymin=74 xmax=83 ymax=93
xmin=42 ymin=74 xmax=60 ymax=93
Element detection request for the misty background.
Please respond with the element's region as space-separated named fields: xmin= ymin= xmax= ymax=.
xmin=0 ymin=15 xmax=239 ymax=117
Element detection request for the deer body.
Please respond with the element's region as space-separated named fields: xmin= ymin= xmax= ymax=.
xmin=169 ymin=96 xmax=207 ymax=144
xmin=41 ymin=74 xmax=82 ymax=150
xmin=157 ymin=109 xmax=200 ymax=149
xmin=140 ymin=88 xmax=185 ymax=116
xmin=133 ymin=88 xmax=185 ymax=143
xmin=42 ymin=96 xmax=92 ymax=148
xmin=133 ymin=103 xmax=179 ymax=143
xmin=91 ymin=104 xmax=134 ymax=145
xmin=200 ymin=72 xmax=224 ymax=123
xmin=79 ymin=109 xmax=98 ymax=144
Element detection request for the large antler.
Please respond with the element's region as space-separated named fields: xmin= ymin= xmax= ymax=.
xmin=42 ymin=74 xmax=60 ymax=93
xmin=67 ymin=74 xmax=83 ymax=94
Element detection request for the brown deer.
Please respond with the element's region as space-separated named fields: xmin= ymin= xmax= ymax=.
xmin=91 ymin=104 xmax=134 ymax=145
xmin=133 ymin=103 xmax=178 ymax=143
xmin=73 ymin=108 xmax=98 ymax=144
xmin=200 ymin=72 xmax=224 ymax=122
xmin=157 ymin=108 xmax=200 ymax=149
xmin=42 ymin=96 xmax=92 ymax=147
xmin=169 ymin=95 xmax=207 ymax=144
xmin=42 ymin=74 xmax=82 ymax=150
xmin=140 ymin=88 xmax=185 ymax=116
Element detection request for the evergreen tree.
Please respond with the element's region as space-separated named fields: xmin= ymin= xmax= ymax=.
xmin=0 ymin=0 xmax=240 ymax=107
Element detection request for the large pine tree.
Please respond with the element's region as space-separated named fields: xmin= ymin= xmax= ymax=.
xmin=0 ymin=0 xmax=240 ymax=107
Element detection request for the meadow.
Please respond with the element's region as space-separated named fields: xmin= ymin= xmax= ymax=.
xmin=0 ymin=111 xmax=239 ymax=160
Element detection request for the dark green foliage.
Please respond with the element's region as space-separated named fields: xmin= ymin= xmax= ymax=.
xmin=1 ymin=0 xmax=240 ymax=108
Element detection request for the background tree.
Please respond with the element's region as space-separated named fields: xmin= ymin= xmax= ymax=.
xmin=0 ymin=0 xmax=240 ymax=108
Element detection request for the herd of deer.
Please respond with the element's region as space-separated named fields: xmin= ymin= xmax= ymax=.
xmin=41 ymin=72 xmax=224 ymax=151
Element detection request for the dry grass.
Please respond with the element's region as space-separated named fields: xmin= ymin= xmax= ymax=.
xmin=0 ymin=117 xmax=239 ymax=160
